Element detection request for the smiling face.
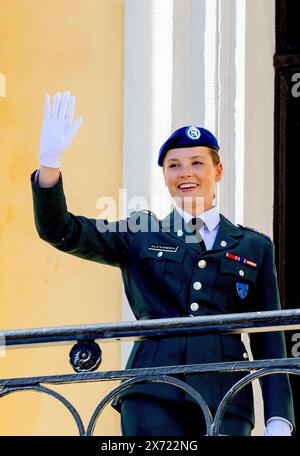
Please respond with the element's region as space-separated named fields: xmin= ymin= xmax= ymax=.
xmin=162 ymin=146 xmax=223 ymax=215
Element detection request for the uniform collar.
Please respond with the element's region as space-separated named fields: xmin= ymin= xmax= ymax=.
xmin=211 ymin=214 xmax=244 ymax=251
xmin=175 ymin=205 xmax=220 ymax=232
xmin=161 ymin=209 xmax=243 ymax=254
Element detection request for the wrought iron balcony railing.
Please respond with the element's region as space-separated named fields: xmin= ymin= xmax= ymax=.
xmin=1 ymin=309 xmax=300 ymax=436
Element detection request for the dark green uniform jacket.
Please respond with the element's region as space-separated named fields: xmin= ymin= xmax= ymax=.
xmin=31 ymin=171 xmax=295 ymax=429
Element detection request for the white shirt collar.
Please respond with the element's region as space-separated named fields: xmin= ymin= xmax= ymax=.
xmin=175 ymin=205 xmax=220 ymax=233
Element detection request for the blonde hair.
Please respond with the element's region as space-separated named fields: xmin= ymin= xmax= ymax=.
xmin=208 ymin=148 xmax=220 ymax=166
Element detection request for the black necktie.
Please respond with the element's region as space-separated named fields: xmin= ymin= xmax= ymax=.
xmin=187 ymin=217 xmax=207 ymax=251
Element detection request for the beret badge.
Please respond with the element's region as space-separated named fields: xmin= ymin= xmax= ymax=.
xmin=186 ymin=126 xmax=201 ymax=140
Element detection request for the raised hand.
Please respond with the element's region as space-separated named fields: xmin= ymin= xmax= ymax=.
xmin=39 ymin=91 xmax=83 ymax=168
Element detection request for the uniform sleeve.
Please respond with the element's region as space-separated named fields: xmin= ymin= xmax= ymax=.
xmin=249 ymin=240 xmax=295 ymax=428
xmin=30 ymin=170 xmax=133 ymax=268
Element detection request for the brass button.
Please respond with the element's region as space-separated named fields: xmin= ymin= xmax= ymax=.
xmin=190 ymin=302 xmax=199 ymax=312
xmin=220 ymin=240 xmax=227 ymax=247
xmin=198 ymin=260 xmax=207 ymax=269
xmin=157 ymin=251 xmax=163 ymax=258
xmin=239 ymin=269 xmax=245 ymax=277
xmin=193 ymin=281 xmax=202 ymax=290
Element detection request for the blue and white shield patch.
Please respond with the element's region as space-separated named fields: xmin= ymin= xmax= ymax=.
xmin=236 ymin=282 xmax=249 ymax=299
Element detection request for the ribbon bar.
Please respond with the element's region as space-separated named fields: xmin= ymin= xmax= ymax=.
xmin=225 ymin=252 xmax=257 ymax=268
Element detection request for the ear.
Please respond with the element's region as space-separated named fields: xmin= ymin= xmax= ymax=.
xmin=215 ymin=162 xmax=223 ymax=182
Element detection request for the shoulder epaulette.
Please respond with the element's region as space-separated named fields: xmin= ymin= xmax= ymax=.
xmin=130 ymin=209 xmax=153 ymax=217
xmin=128 ymin=209 xmax=160 ymax=232
xmin=129 ymin=209 xmax=160 ymax=224
xmin=238 ymin=224 xmax=272 ymax=242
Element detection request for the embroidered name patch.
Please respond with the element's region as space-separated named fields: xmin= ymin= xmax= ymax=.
xmin=148 ymin=244 xmax=178 ymax=253
xmin=225 ymin=252 xmax=257 ymax=268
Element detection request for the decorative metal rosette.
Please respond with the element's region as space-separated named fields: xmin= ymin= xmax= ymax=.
xmin=69 ymin=340 xmax=102 ymax=372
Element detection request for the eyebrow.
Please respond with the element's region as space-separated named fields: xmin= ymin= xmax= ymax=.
xmin=166 ymin=155 xmax=207 ymax=162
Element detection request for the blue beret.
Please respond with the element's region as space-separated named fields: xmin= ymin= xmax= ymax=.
xmin=158 ymin=126 xmax=220 ymax=166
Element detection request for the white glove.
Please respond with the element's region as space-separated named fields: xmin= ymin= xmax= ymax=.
xmin=264 ymin=418 xmax=292 ymax=436
xmin=39 ymin=91 xmax=83 ymax=168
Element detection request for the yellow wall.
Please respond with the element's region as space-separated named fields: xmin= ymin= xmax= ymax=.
xmin=0 ymin=0 xmax=124 ymax=435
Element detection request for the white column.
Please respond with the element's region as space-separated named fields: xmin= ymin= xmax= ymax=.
xmin=234 ymin=0 xmax=246 ymax=225
xmin=243 ymin=0 xmax=275 ymax=237
xmin=172 ymin=0 xmax=206 ymax=127
xmin=122 ymin=0 xmax=154 ymax=208
xmin=172 ymin=0 xmax=243 ymax=224
xmin=204 ymin=0 xmax=218 ymax=133
xmin=149 ymin=0 xmax=174 ymax=219
xmin=123 ymin=0 xmax=173 ymax=221
xmin=242 ymin=2 xmax=275 ymax=435
xmin=122 ymin=0 xmax=173 ymax=366
xmin=216 ymin=0 xmax=244 ymax=223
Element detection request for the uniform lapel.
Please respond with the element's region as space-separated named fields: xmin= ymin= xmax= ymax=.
xmin=160 ymin=211 xmax=243 ymax=254
xmin=208 ymin=214 xmax=243 ymax=253
xmin=160 ymin=209 xmax=203 ymax=254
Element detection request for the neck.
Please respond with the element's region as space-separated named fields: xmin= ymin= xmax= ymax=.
xmin=177 ymin=199 xmax=214 ymax=216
